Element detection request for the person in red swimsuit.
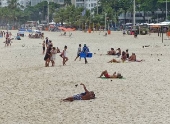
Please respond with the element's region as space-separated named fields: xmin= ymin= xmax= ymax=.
xmin=99 ymin=70 xmax=123 ymax=78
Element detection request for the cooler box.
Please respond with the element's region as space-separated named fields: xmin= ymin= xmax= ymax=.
xmin=80 ymin=53 xmax=93 ymax=58
xmin=87 ymin=53 xmax=92 ymax=58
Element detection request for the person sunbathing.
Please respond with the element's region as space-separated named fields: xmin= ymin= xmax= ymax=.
xmin=128 ymin=53 xmax=143 ymax=62
xmin=108 ymin=51 xmax=126 ymax=63
xmin=63 ymin=83 xmax=95 ymax=102
xmin=107 ymin=48 xmax=116 ymax=55
xmin=99 ymin=70 xmax=123 ymax=78
xmin=108 ymin=58 xmax=121 ymax=63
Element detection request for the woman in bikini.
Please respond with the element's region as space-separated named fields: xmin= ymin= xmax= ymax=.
xmin=99 ymin=70 xmax=123 ymax=78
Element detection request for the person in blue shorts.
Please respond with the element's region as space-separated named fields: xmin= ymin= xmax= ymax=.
xmin=63 ymin=83 xmax=95 ymax=102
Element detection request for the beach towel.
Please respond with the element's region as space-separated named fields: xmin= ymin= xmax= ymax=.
xmin=98 ymin=77 xmax=125 ymax=79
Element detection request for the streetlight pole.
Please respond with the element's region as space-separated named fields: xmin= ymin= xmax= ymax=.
xmin=97 ymin=0 xmax=98 ymax=14
xmin=105 ymin=13 xmax=107 ymax=31
xmin=133 ymin=0 xmax=136 ymax=26
xmin=166 ymin=0 xmax=167 ymax=20
xmin=47 ymin=0 xmax=49 ymax=24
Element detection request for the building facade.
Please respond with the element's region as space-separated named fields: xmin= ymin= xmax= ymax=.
xmin=71 ymin=0 xmax=98 ymax=10
xmin=0 ymin=0 xmax=30 ymax=8
xmin=31 ymin=0 xmax=64 ymax=6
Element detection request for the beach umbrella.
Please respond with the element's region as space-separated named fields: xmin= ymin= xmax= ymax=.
xmin=62 ymin=28 xmax=75 ymax=32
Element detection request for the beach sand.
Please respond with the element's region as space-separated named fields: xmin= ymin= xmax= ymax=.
xmin=1 ymin=30 xmax=170 ymax=124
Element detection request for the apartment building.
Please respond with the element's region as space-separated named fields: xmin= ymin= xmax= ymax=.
xmin=71 ymin=0 xmax=98 ymax=10
xmin=0 ymin=0 xmax=30 ymax=7
xmin=31 ymin=0 xmax=64 ymax=6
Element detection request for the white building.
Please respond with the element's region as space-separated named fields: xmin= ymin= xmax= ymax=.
xmin=71 ymin=0 xmax=98 ymax=10
xmin=31 ymin=0 xmax=64 ymax=6
xmin=0 ymin=0 xmax=30 ymax=8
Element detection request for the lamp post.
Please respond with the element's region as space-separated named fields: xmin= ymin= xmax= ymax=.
xmin=105 ymin=13 xmax=107 ymax=31
xmin=166 ymin=0 xmax=167 ymax=20
xmin=133 ymin=0 xmax=136 ymax=26
xmin=97 ymin=0 xmax=98 ymax=14
xmin=7 ymin=23 xmax=9 ymax=32
xmin=47 ymin=0 xmax=49 ymax=25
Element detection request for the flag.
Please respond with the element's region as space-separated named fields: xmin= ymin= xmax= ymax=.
xmin=81 ymin=9 xmax=86 ymax=16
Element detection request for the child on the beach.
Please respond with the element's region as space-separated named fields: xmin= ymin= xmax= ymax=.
xmin=61 ymin=46 xmax=68 ymax=66
xmin=74 ymin=44 xmax=81 ymax=61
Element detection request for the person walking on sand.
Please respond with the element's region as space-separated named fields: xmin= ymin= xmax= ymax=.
xmin=50 ymin=47 xmax=57 ymax=66
xmin=82 ymin=44 xmax=89 ymax=64
xmin=63 ymin=83 xmax=95 ymax=102
xmin=44 ymin=46 xmax=52 ymax=67
xmin=61 ymin=45 xmax=68 ymax=66
xmin=74 ymin=44 xmax=81 ymax=61
xmin=42 ymin=41 xmax=45 ymax=54
xmin=45 ymin=37 xmax=49 ymax=47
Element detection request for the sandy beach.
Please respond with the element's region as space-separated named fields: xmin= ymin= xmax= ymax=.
xmin=1 ymin=30 xmax=170 ymax=124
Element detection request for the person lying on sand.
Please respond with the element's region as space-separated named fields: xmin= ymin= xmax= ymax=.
xmin=128 ymin=53 xmax=143 ymax=62
xmin=107 ymin=48 xmax=116 ymax=55
xmin=63 ymin=83 xmax=95 ymax=102
xmin=108 ymin=58 xmax=121 ymax=63
xmin=99 ymin=70 xmax=123 ymax=78
xmin=108 ymin=51 xmax=127 ymax=63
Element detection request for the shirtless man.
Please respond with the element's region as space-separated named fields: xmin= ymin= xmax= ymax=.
xmin=128 ymin=53 xmax=143 ymax=62
xmin=99 ymin=70 xmax=123 ymax=78
xmin=63 ymin=83 xmax=95 ymax=102
xmin=107 ymin=48 xmax=116 ymax=55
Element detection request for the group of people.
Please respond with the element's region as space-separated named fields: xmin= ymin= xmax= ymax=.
xmin=43 ymin=37 xmax=68 ymax=67
xmin=74 ymin=44 xmax=90 ymax=64
xmin=107 ymin=47 xmax=121 ymax=56
xmin=3 ymin=32 xmax=13 ymax=47
xmin=107 ymin=48 xmax=143 ymax=63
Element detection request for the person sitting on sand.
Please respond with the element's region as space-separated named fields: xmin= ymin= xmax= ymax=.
xmin=126 ymin=49 xmax=129 ymax=58
xmin=116 ymin=48 xmax=121 ymax=57
xmin=121 ymin=51 xmax=127 ymax=62
xmin=107 ymin=48 xmax=116 ymax=55
xmin=63 ymin=83 xmax=95 ymax=102
xmin=99 ymin=70 xmax=123 ymax=78
xmin=128 ymin=53 xmax=143 ymax=62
